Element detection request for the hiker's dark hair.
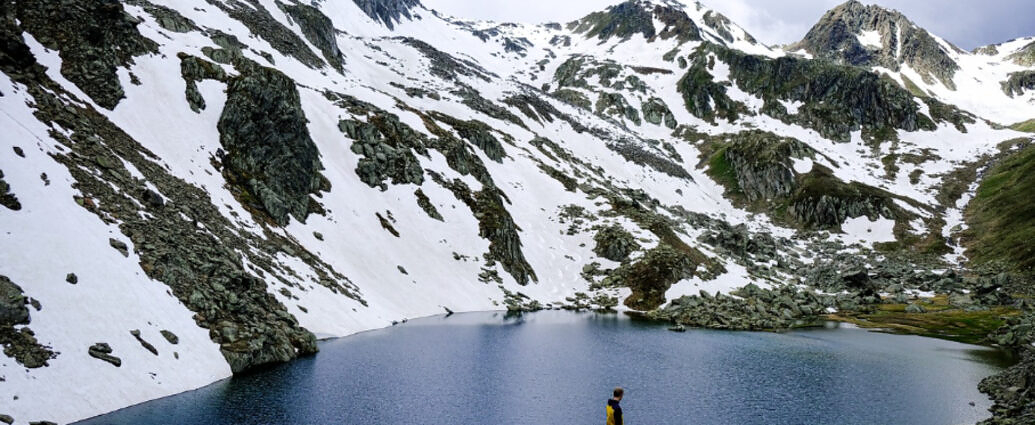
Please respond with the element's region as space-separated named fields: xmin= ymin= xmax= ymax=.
xmin=613 ymin=387 xmax=624 ymax=398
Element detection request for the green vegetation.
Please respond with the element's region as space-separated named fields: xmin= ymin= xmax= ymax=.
xmin=964 ymin=143 xmax=1035 ymax=276
xmin=828 ymin=296 xmax=1020 ymax=345
xmin=899 ymin=74 xmax=928 ymax=97
xmin=1009 ymin=118 xmax=1035 ymax=133
xmin=706 ymin=147 xmax=741 ymax=196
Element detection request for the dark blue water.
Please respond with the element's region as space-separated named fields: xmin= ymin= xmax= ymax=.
xmin=77 ymin=311 xmax=1012 ymax=425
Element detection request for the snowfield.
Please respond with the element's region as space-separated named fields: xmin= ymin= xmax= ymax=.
xmin=0 ymin=0 xmax=1033 ymax=423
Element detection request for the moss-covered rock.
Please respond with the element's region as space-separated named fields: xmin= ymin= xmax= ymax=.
xmin=789 ymin=0 xmax=960 ymax=88
xmin=676 ymin=53 xmax=745 ymax=123
xmin=640 ymin=97 xmax=677 ymax=129
xmin=593 ymin=224 xmax=640 ymax=262
xmin=702 ymin=43 xmax=942 ymax=141
xmin=127 ymin=0 xmax=199 ymax=33
xmin=0 ymin=169 xmax=21 ymax=211
xmin=414 ymin=188 xmax=444 ymax=221
xmin=427 ymin=112 xmax=506 ymax=162
xmin=595 ymin=92 xmax=641 ymax=125
xmin=608 ymin=244 xmax=698 ymax=310
xmin=204 ymin=0 xmax=325 ymax=69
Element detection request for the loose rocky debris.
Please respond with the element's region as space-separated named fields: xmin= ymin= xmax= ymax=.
xmin=592 ymin=224 xmax=640 ymax=262
xmin=0 ymin=276 xmax=57 ymax=368
xmin=87 ymin=343 xmax=121 ymax=367
xmin=650 ymin=284 xmax=831 ymax=330
xmin=561 ymin=292 xmax=619 ymax=311
xmin=0 ymin=170 xmax=22 ymax=211
xmin=979 ymin=347 xmax=1035 ymax=425
xmin=12 ymin=0 xmax=158 ymax=109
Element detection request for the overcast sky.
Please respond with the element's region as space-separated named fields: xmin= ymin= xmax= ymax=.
xmin=420 ymin=0 xmax=1035 ymax=50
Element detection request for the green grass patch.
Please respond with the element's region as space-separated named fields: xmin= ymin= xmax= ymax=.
xmin=899 ymin=75 xmax=928 ymax=98
xmin=964 ymin=143 xmax=1035 ymax=276
xmin=1009 ymin=118 xmax=1035 ymax=133
xmin=705 ymin=147 xmax=742 ymax=196
xmin=829 ymin=296 xmax=1020 ymax=345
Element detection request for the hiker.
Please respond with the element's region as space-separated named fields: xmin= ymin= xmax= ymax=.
xmin=606 ymin=387 xmax=624 ymax=425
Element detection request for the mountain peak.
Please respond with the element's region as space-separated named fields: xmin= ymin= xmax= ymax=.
xmin=568 ymin=0 xmax=702 ymax=43
xmin=789 ymin=0 xmax=961 ymax=88
xmin=353 ymin=0 xmax=422 ymax=30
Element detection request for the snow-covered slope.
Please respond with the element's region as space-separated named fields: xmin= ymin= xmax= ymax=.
xmin=0 ymin=0 xmax=1032 ymax=423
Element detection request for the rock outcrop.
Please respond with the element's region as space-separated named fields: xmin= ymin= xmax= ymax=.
xmin=0 ymin=276 xmax=56 ymax=368
xmin=218 ymin=59 xmax=326 ymax=226
xmin=352 ymin=0 xmax=421 ymax=30
xmin=13 ymin=0 xmax=158 ymax=109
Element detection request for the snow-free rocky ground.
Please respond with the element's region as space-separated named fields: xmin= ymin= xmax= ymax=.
xmin=1 ymin=0 xmax=1034 ymax=423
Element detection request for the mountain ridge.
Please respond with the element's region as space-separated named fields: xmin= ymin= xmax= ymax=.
xmin=0 ymin=0 xmax=1033 ymax=424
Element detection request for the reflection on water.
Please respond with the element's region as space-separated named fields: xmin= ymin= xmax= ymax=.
xmin=77 ymin=310 xmax=1013 ymax=425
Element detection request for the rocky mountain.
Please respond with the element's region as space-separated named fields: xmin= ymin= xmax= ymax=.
xmin=789 ymin=0 xmax=1035 ymax=127
xmin=0 ymin=0 xmax=1033 ymax=423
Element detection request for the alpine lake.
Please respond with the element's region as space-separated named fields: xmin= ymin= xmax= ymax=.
xmin=76 ymin=310 xmax=1015 ymax=425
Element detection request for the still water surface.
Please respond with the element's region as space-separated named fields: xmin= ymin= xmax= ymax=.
xmin=78 ymin=311 xmax=1012 ymax=425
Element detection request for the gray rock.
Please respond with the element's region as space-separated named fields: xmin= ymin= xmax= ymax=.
xmin=160 ymin=330 xmax=179 ymax=345
xmin=12 ymin=0 xmax=159 ymax=109
xmin=0 ymin=275 xmax=30 ymax=326
xmin=65 ymin=273 xmax=78 ymax=284
xmin=109 ymin=238 xmax=129 ymax=257
xmin=88 ymin=343 xmax=122 ymax=367
xmin=592 ymin=225 xmax=640 ymax=262
xmin=130 ymin=330 xmax=158 ymax=356
xmin=905 ymin=303 xmax=926 ymax=313
xmin=218 ymin=59 xmax=326 ymax=226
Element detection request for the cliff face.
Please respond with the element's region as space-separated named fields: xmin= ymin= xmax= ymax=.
xmin=0 ymin=0 xmax=1033 ymax=423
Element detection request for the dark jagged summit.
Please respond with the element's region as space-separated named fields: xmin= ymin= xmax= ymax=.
xmin=789 ymin=0 xmax=961 ymax=88
xmin=568 ymin=0 xmax=702 ymax=43
xmin=353 ymin=0 xmax=421 ymax=30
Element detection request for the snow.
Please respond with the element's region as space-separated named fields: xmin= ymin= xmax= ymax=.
xmin=780 ymin=99 xmax=804 ymax=115
xmin=2 ymin=0 xmax=1032 ymax=422
xmin=856 ymin=30 xmax=883 ymax=49
xmin=665 ymin=262 xmax=762 ymax=300
xmin=840 ymin=216 xmax=897 ymax=244
xmin=791 ymin=157 xmax=814 ymax=174
xmin=0 ymin=74 xmax=231 ymax=425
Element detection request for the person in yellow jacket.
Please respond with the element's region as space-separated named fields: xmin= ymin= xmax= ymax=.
xmin=606 ymin=387 xmax=624 ymax=425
